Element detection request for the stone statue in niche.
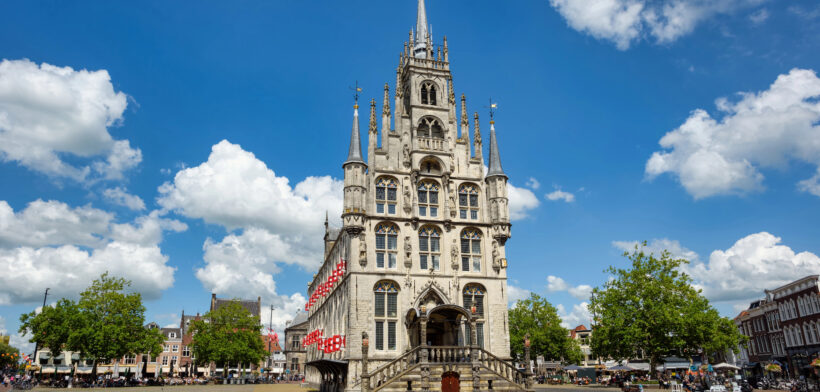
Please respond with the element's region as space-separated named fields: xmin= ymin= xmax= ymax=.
xmin=358 ymin=234 xmax=367 ymax=267
xmin=448 ymin=188 xmax=457 ymax=218
xmin=451 ymin=239 xmax=459 ymax=270
xmin=402 ymin=144 xmax=411 ymax=168
xmin=492 ymin=240 xmax=501 ymax=270
xmin=404 ymin=236 xmax=412 ymax=267
xmin=403 ymin=185 xmax=412 ymax=213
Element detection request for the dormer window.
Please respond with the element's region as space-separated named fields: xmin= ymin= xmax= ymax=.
xmin=169 ymin=332 xmax=176 ymax=339
xmin=420 ymin=82 xmax=437 ymax=105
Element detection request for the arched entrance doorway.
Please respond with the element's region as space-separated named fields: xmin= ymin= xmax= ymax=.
xmin=406 ymin=304 xmax=472 ymax=348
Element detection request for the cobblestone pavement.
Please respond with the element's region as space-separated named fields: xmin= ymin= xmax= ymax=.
xmin=21 ymin=384 xmax=314 ymax=392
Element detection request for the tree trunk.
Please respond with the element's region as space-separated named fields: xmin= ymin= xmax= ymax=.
xmin=649 ymin=358 xmax=657 ymax=380
xmin=91 ymin=360 xmax=97 ymax=380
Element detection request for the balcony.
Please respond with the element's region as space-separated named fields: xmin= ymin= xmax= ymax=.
xmin=417 ymin=136 xmax=446 ymax=151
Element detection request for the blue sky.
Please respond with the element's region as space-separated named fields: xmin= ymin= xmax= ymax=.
xmin=1 ymin=0 xmax=820 ymax=353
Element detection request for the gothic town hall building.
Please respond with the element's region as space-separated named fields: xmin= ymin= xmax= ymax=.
xmin=305 ymin=1 xmax=528 ymax=391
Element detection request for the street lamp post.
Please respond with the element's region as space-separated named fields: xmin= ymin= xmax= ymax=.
xmin=32 ymin=287 xmax=49 ymax=377
xmin=268 ymin=304 xmax=274 ymax=380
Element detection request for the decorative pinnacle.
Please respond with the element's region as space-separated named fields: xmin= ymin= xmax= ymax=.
xmin=383 ymin=83 xmax=391 ymax=115
xmin=369 ymin=98 xmax=377 ymax=133
xmin=448 ymin=79 xmax=455 ymax=105
xmin=461 ymin=94 xmax=468 ymax=126
xmin=473 ymin=112 xmax=482 ymax=145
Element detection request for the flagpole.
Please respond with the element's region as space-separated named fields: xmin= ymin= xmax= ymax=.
xmin=268 ymin=304 xmax=273 ymax=379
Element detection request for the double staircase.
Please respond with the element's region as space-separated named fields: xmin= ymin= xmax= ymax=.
xmin=363 ymin=346 xmax=532 ymax=392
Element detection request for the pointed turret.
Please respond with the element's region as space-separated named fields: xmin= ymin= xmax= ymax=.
xmin=486 ymin=120 xmax=506 ymax=178
xmin=414 ymin=0 xmax=429 ymax=58
xmin=474 ymin=112 xmax=483 ymax=162
xmin=343 ymin=95 xmax=367 ymax=234
xmin=344 ymin=99 xmax=365 ymax=166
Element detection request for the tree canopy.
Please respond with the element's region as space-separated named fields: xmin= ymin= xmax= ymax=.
xmin=189 ymin=300 xmax=267 ymax=375
xmin=19 ymin=273 xmax=164 ymax=374
xmin=509 ymin=293 xmax=583 ymax=364
xmin=0 ymin=340 xmax=20 ymax=367
xmin=588 ymin=243 xmax=747 ymax=375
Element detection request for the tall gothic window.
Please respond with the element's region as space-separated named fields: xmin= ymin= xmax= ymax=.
xmin=418 ymin=226 xmax=441 ymax=271
xmin=458 ymin=183 xmax=480 ymax=220
xmin=420 ymin=82 xmax=437 ymax=105
xmin=464 ymin=284 xmax=485 ymax=348
xmin=418 ymin=181 xmax=439 ymax=217
xmin=376 ymin=177 xmax=398 ymax=215
xmin=417 ymin=117 xmax=444 ymax=139
xmin=374 ymin=281 xmax=399 ymax=351
xmin=375 ymin=223 xmax=398 ymax=269
xmin=460 ymin=229 xmax=482 ymax=272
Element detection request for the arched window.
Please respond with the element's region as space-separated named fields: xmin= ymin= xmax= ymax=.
xmin=463 ymin=284 xmax=486 ymax=348
xmin=458 ymin=183 xmax=480 ymax=220
xmin=418 ymin=226 xmax=441 ymax=271
xmin=417 ymin=117 xmax=444 ymax=138
xmin=376 ymin=177 xmax=398 ymax=215
xmin=420 ymin=82 xmax=437 ymax=105
xmin=374 ymin=281 xmax=399 ymax=350
xmin=460 ymin=229 xmax=482 ymax=272
xmin=375 ymin=223 xmax=398 ymax=269
xmin=417 ymin=181 xmax=440 ymax=217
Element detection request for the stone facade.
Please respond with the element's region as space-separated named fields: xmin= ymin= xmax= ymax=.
xmin=304 ymin=1 xmax=517 ymax=390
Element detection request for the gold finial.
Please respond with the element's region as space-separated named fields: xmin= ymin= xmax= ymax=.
xmin=351 ymin=81 xmax=362 ymax=108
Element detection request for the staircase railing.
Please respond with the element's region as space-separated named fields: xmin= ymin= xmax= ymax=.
xmin=367 ymin=346 xmax=423 ymax=392
xmin=474 ymin=347 xmax=528 ymax=390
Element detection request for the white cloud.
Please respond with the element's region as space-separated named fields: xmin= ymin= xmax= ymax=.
xmin=612 ymin=238 xmax=700 ymax=262
xmin=507 ymin=284 xmax=532 ymax=306
xmin=749 ymin=8 xmax=769 ymax=24
xmin=798 ymin=169 xmax=820 ymax=197
xmin=685 ymin=232 xmax=820 ymax=303
xmin=0 ymin=59 xmax=141 ymax=182
xmin=158 ymin=140 xmax=342 ymax=242
xmin=549 ymin=0 xmax=763 ymax=50
xmin=103 ymin=187 xmax=146 ymax=211
xmin=646 ymin=69 xmax=820 ymax=199
xmin=260 ymin=295 xmax=309 ymax=335
xmin=556 ymin=302 xmax=592 ymax=329
xmin=545 ymin=187 xmax=575 ymax=203
xmin=0 ymin=200 xmax=184 ymax=304
xmin=526 ymin=177 xmax=541 ymax=190
xmin=547 ymin=275 xmax=592 ymax=300
xmin=507 ymin=182 xmax=540 ymax=220
xmin=612 ymin=234 xmax=820 ymax=307
xmin=157 ymin=140 xmax=341 ymax=324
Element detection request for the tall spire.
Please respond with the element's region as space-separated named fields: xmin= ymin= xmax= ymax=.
xmin=344 ymin=95 xmax=365 ymax=166
xmin=486 ymin=119 xmax=506 ymax=178
xmin=414 ymin=0 xmax=429 ymax=58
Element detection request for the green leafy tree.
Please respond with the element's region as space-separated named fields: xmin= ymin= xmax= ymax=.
xmin=0 ymin=341 xmax=20 ymax=367
xmin=509 ymin=293 xmax=583 ymax=364
xmin=190 ymin=300 xmax=267 ymax=377
xmin=19 ymin=299 xmax=82 ymax=359
xmin=589 ymin=243 xmax=747 ymax=377
xmin=19 ymin=273 xmax=164 ymax=377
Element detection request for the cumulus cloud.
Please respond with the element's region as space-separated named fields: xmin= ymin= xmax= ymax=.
xmin=557 ymin=302 xmax=592 ymax=329
xmin=103 ymin=187 xmax=146 ymax=211
xmin=612 ymin=234 xmax=820 ymax=307
xmin=0 ymin=200 xmax=184 ymax=304
xmin=798 ymin=169 xmax=820 ymax=197
xmin=612 ymin=238 xmax=700 ymax=261
xmin=549 ymin=0 xmax=763 ymax=50
xmin=507 ymin=285 xmax=532 ymax=306
xmin=507 ymin=183 xmax=540 ymax=220
xmin=526 ymin=177 xmax=541 ymax=190
xmin=0 ymin=59 xmax=141 ymax=182
xmin=646 ymin=69 xmax=820 ymax=199
xmin=685 ymin=232 xmax=820 ymax=303
xmin=546 ymin=276 xmax=593 ymax=300
xmin=157 ymin=140 xmax=341 ymax=321
xmin=545 ymin=187 xmax=576 ymax=203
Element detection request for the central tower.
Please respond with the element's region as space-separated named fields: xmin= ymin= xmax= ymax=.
xmin=307 ymin=1 xmax=521 ymax=390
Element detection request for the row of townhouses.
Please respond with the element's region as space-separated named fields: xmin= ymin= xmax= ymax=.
xmin=734 ymin=275 xmax=820 ymax=377
xmin=31 ymin=294 xmax=285 ymax=379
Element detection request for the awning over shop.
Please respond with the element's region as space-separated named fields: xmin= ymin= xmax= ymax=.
xmin=743 ymin=362 xmax=758 ymax=368
xmin=71 ymin=354 xmax=80 ymax=360
xmin=628 ymin=363 xmax=651 ymax=371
